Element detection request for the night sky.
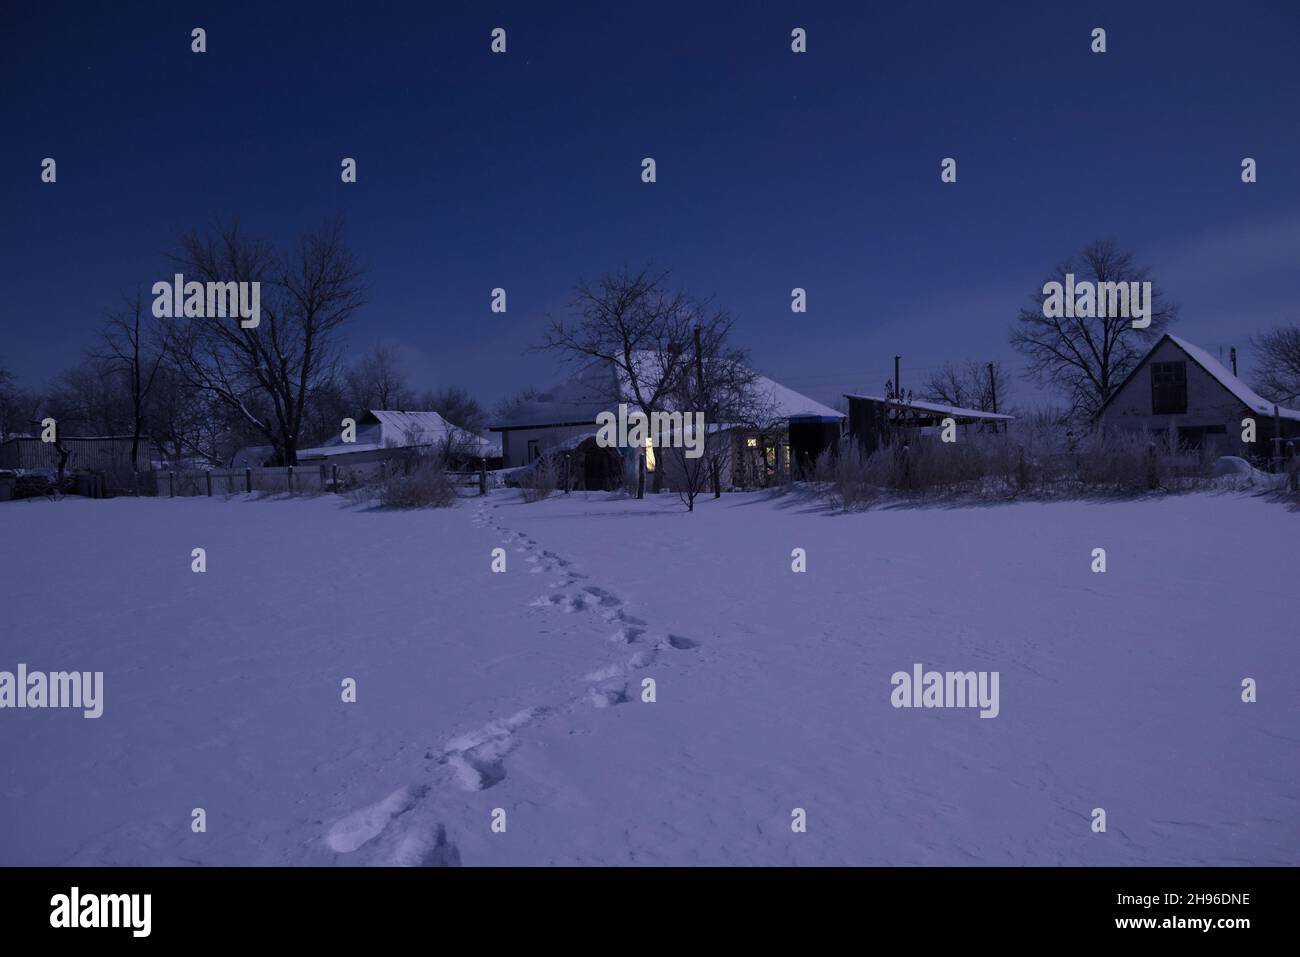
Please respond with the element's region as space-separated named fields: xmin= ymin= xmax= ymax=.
xmin=3 ymin=1 xmax=1298 ymax=410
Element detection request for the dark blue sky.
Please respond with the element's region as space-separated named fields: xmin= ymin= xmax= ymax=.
xmin=3 ymin=1 xmax=1298 ymax=410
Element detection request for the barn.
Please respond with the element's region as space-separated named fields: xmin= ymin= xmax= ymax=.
xmin=1097 ymin=334 xmax=1300 ymax=465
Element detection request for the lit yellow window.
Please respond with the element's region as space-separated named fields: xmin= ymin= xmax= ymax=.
xmin=746 ymin=438 xmax=758 ymax=448
xmin=645 ymin=435 xmax=656 ymax=472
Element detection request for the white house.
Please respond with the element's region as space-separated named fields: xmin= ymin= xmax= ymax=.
xmin=489 ymin=357 xmax=844 ymax=489
xmin=1097 ymin=334 xmax=1300 ymax=461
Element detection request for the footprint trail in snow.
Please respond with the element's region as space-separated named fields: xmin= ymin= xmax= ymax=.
xmin=324 ymin=496 xmax=702 ymax=864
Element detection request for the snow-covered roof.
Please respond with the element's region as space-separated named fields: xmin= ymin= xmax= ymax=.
xmin=755 ymin=375 xmax=843 ymax=420
xmin=298 ymin=410 xmax=501 ymax=459
xmin=492 ymin=362 xmax=620 ymax=430
xmin=492 ymin=355 xmax=842 ymax=430
xmin=369 ymin=410 xmax=456 ymax=445
xmin=843 ymin=394 xmax=1014 ymax=421
xmin=1166 ymin=335 xmax=1300 ymax=422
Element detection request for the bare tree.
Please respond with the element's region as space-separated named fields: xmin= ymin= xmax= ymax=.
xmin=0 ymin=365 xmax=42 ymax=444
xmin=665 ymin=318 xmax=759 ymax=510
xmin=44 ymin=356 xmax=134 ymax=438
xmin=436 ymin=423 xmax=487 ymax=468
xmin=493 ymin=386 xmax=540 ymax=422
xmin=162 ymin=218 xmax=366 ymax=465
xmin=420 ymin=385 xmax=487 ymax=432
xmin=1010 ymin=239 xmax=1176 ymax=419
xmin=347 ymin=344 xmax=412 ymax=410
xmin=922 ymin=360 xmax=1010 ymax=413
xmin=145 ymin=367 xmax=245 ymax=466
xmin=1251 ymin=326 xmax=1300 ymax=405
xmin=731 ymin=383 xmax=784 ymax=490
xmin=93 ymin=287 xmax=165 ymax=468
xmin=0 ymin=362 xmax=17 ymax=441
xmin=299 ymin=375 xmax=350 ymax=450
xmin=539 ymin=267 xmax=696 ymax=498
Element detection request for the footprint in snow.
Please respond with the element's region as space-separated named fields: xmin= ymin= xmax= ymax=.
xmin=393 ymin=824 xmax=462 ymax=868
xmin=325 ymin=784 xmax=429 ymax=853
xmin=436 ymin=707 xmax=543 ymax=792
xmin=583 ymin=647 xmax=658 ymax=681
xmin=582 ymin=586 xmax=621 ymax=607
xmin=603 ymin=608 xmax=645 ymax=627
xmin=560 ymin=594 xmax=588 ymax=613
xmin=587 ymin=682 xmax=630 ymax=708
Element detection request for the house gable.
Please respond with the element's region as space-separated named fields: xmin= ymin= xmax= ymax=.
xmin=1101 ymin=336 xmax=1256 ymax=429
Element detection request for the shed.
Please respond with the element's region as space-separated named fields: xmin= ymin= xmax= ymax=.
xmin=843 ymin=395 xmax=1013 ymax=455
xmin=0 ymin=435 xmax=153 ymax=473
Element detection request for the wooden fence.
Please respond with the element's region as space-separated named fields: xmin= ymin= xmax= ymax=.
xmin=161 ymin=465 xmax=329 ymax=497
xmin=53 ymin=459 xmax=497 ymax=499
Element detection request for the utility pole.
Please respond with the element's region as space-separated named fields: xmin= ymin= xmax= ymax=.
xmin=1230 ymin=347 xmax=1238 ymax=377
xmin=988 ymin=361 xmax=998 ymax=414
xmin=894 ymin=355 xmax=901 ymax=401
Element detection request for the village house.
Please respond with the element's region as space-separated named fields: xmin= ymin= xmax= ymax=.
xmin=489 ymin=357 xmax=844 ymax=490
xmin=1096 ymin=334 xmax=1300 ymax=463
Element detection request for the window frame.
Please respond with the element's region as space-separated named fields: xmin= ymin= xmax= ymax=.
xmin=1150 ymin=361 xmax=1188 ymax=415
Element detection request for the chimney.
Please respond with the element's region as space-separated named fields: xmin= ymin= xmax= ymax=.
xmin=1230 ymin=347 xmax=1238 ymax=377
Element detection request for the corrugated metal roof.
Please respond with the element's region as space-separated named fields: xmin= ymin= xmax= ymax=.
xmin=843 ymin=394 xmax=1014 ymax=421
xmin=297 ymin=410 xmax=501 ymax=459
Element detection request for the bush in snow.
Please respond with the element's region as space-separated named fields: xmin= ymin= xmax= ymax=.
xmin=519 ymin=452 xmax=562 ymax=503
xmin=12 ymin=472 xmax=75 ymax=500
xmin=813 ymin=443 xmax=879 ymax=510
xmin=377 ymin=462 xmax=458 ymax=508
xmin=818 ymin=427 xmax=1219 ymax=508
xmin=1075 ymin=430 xmax=1159 ymax=492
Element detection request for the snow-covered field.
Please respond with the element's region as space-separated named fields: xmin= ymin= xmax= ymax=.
xmin=1 ymin=488 xmax=1296 ymax=866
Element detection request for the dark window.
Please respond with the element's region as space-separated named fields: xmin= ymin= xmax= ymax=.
xmin=1178 ymin=424 xmax=1228 ymax=451
xmin=527 ymin=439 xmax=540 ymax=463
xmin=1151 ymin=361 xmax=1187 ymax=415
